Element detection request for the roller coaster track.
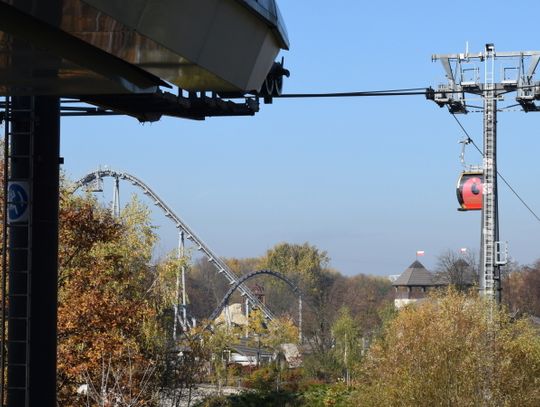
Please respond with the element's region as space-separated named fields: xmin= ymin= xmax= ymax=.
xmin=209 ymin=269 xmax=302 ymax=342
xmin=73 ymin=169 xmax=275 ymax=320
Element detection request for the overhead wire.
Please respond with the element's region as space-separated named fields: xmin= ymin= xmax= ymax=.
xmin=275 ymin=87 xmax=429 ymax=98
xmin=450 ymin=113 xmax=540 ymax=223
xmin=274 ymin=86 xmax=496 ymax=99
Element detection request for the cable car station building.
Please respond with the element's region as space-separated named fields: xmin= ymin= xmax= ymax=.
xmin=0 ymin=1 xmax=289 ymax=406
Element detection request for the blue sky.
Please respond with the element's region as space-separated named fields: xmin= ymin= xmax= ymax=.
xmin=62 ymin=1 xmax=540 ymax=276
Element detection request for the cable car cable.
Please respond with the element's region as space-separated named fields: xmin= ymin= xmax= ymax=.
xmin=450 ymin=113 xmax=540 ymax=223
xmin=275 ymin=87 xmax=429 ymax=98
xmin=274 ymin=86 xmax=497 ymax=100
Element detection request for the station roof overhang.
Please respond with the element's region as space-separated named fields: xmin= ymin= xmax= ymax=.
xmin=235 ymin=0 xmax=289 ymax=50
xmin=0 ymin=0 xmax=289 ymax=120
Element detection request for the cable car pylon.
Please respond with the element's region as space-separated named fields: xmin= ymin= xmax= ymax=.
xmin=429 ymin=43 xmax=540 ymax=304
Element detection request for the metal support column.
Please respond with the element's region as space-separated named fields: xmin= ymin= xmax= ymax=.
xmin=298 ymin=295 xmax=303 ymax=344
xmin=245 ymin=298 xmax=249 ymax=338
xmin=3 ymin=96 xmax=60 ymax=407
xmin=173 ymin=230 xmax=188 ymax=340
xmin=112 ymin=176 xmax=120 ymax=217
xmin=28 ymin=96 xmax=60 ymax=407
xmin=180 ymin=231 xmax=187 ymax=328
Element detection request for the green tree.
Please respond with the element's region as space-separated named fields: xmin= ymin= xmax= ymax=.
xmin=332 ymin=307 xmax=362 ymax=386
xmin=262 ymin=242 xmax=330 ymax=292
xmin=355 ymin=289 xmax=540 ymax=406
xmin=203 ymin=325 xmax=236 ymax=393
xmin=260 ymin=243 xmax=336 ymax=352
xmin=264 ymin=316 xmax=299 ymax=350
xmin=262 ymin=316 xmax=299 ymax=391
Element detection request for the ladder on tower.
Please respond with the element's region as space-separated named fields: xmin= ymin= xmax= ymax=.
xmin=1 ymin=96 xmax=35 ymax=406
xmin=482 ymin=44 xmax=496 ymax=300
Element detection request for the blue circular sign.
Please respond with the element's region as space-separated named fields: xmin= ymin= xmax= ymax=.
xmin=8 ymin=183 xmax=29 ymax=222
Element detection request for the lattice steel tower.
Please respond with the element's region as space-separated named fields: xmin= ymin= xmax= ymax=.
xmin=429 ymin=44 xmax=540 ymax=303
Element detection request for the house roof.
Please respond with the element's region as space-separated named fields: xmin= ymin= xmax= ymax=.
xmin=392 ymin=260 xmax=439 ymax=287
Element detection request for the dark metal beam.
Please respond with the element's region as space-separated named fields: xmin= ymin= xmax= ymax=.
xmin=6 ymin=96 xmax=60 ymax=407
xmin=28 ymin=96 xmax=60 ymax=407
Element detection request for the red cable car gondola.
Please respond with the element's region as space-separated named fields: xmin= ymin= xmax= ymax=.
xmin=457 ymin=170 xmax=483 ymax=211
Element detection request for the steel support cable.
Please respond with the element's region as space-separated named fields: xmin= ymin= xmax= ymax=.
xmin=274 ymin=86 xmax=492 ymax=99
xmin=275 ymin=87 xmax=429 ymax=99
xmin=73 ymin=169 xmax=275 ymax=320
xmin=0 ymin=87 xmax=476 ymax=109
xmin=451 ymin=113 xmax=540 ymax=223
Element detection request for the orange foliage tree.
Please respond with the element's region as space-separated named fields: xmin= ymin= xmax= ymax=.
xmin=57 ymin=189 xmax=169 ymax=406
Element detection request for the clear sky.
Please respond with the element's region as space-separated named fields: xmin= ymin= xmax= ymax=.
xmin=61 ymin=0 xmax=540 ymax=276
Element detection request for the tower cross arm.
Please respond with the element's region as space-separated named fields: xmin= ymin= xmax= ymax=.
xmin=432 ymin=52 xmax=484 ymax=62
xmin=432 ymin=50 xmax=540 ymax=62
xmin=526 ymin=54 xmax=540 ymax=80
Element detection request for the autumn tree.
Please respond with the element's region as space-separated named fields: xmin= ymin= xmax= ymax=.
xmin=225 ymin=256 xmax=261 ymax=276
xmin=203 ymin=325 xmax=236 ymax=393
xmin=57 ymin=191 xmax=168 ymax=406
xmin=186 ymin=257 xmax=230 ymax=320
xmin=159 ymin=325 xmax=220 ymax=407
xmin=264 ymin=316 xmax=299 ymax=350
xmin=254 ymin=242 xmax=394 ymax=385
xmin=504 ymin=259 xmax=540 ymax=316
xmin=328 ymin=274 xmax=393 ymax=334
xmin=246 ymin=310 xmax=299 ymax=361
xmin=185 ymin=243 xmax=392 ymax=350
xmin=355 ymin=289 xmax=540 ymax=406
xmin=434 ymin=249 xmax=478 ymax=289
xmin=260 ymin=242 xmax=337 ymax=352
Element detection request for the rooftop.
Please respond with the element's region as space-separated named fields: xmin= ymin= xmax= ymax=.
xmin=392 ymin=260 xmax=441 ymax=287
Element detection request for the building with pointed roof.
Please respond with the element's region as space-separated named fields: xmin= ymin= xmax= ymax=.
xmin=393 ymin=260 xmax=444 ymax=308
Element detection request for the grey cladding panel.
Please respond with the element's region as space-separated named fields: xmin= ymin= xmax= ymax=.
xmin=199 ymin=0 xmax=267 ymax=89
xmin=137 ymin=0 xmax=219 ymax=63
xmin=81 ymin=0 xmax=148 ymax=27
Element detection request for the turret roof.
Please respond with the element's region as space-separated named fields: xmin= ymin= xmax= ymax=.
xmin=392 ymin=260 xmax=439 ymax=287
